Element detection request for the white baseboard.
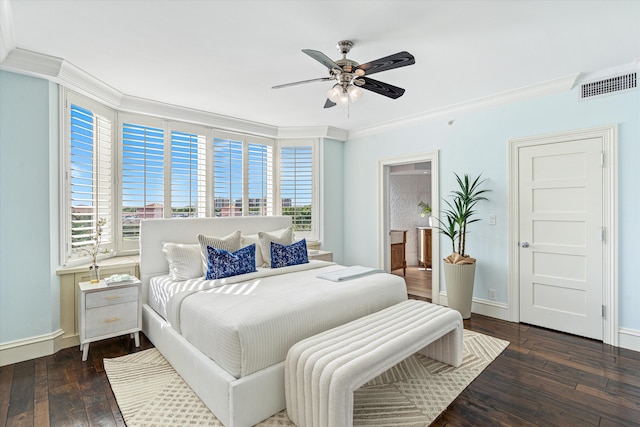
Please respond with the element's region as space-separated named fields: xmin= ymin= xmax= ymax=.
xmin=438 ymin=292 xmax=639 ymax=353
xmin=1 ymin=320 xmax=635 ymax=368
xmin=438 ymin=292 xmax=511 ymax=321
xmin=0 ymin=329 xmax=65 ymax=366
xmin=618 ymin=328 xmax=640 ymax=352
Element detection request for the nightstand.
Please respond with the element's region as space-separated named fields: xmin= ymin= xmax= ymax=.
xmin=78 ymin=279 xmax=142 ymax=361
xmin=308 ymin=249 xmax=333 ymax=262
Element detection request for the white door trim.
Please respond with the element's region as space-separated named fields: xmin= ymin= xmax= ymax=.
xmin=508 ymin=125 xmax=618 ymax=345
xmin=378 ymin=151 xmax=440 ymax=304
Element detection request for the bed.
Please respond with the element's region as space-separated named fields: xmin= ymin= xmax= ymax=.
xmin=140 ymin=216 xmax=407 ymax=427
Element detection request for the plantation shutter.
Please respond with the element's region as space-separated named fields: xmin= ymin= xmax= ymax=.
xmin=121 ymin=121 xmax=164 ymax=245
xmin=213 ymin=138 xmax=243 ymax=217
xmin=171 ymin=130 xmax=206 ymax=218
xmin=68 ymin=103 xmax=113 ymax=262
xmin=247 ymin=142 xmax=273 ymax=216
xmin=280 ymin=145 xmax=313 ymax=233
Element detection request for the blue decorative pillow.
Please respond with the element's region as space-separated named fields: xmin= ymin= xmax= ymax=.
xmin=270 ymin=239 xmax=309 ymax=268
xmin=206 ymin=244 xmax=257 ymax=280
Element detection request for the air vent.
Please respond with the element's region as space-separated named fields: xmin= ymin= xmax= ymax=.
xmin=581 ymin=72 xmax=637 ymax=99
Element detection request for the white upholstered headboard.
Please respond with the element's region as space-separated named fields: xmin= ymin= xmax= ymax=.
xmin=139 ymin=216 xmax=292 ymax=303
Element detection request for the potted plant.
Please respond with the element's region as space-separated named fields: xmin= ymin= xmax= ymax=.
xmin=435 ymin=173 xmax=489 ymax=318
xmin=418 ymin=201 xmax=432 ymax=226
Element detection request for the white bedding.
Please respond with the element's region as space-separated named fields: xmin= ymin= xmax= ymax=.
xmin=149 ymin=260 xmax=336 ymax=320
xmin=155 ymin=261 xmax=407 ymax=379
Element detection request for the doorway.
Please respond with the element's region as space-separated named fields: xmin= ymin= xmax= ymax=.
xmin=508 ymin=125 xmax=617 ymax=345
xmin=379 ymin=151 xmax=440 ymax=303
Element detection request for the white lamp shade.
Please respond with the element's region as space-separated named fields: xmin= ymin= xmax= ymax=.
xmin=327 ymin=85 xmax=343 ymax=103
xmin=347 ymin=85 xmax=363 ymax=103
xmin=327 ymin=84 xmax=363 ymax=105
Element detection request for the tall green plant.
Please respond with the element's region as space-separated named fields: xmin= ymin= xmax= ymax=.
xmin=435 ymin=173 xmax=490 ymax=259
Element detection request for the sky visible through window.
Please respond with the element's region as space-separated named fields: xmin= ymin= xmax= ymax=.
xmin=70 ymin=105 xmax=95 ymax=207
xmin=67 ymin=100 xmax=314 ymax=260
xmin=70 ymin=108 xmax=311 ymax=214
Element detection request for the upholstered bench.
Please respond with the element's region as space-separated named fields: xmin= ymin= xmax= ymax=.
xmin=285 ymin=299 xmax=463 ymax=427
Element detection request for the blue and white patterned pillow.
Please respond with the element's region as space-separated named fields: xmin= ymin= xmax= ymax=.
xmin=270 ymin=239 xmax=309 ymax=269
xmin=206 ymin=244 xmax=257 ymax=280
xmin=258 ymin=227 xmax=293 ymax=267
xmin=198 ymin=230 xmax=242 ymax=274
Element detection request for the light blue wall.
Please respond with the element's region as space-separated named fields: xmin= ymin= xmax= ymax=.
xmin=0 ymin=70 xmax=60 ymax=343
xmin=343 ymin=87 xmax=640 ymax=330
xmin=1 ymin=67 xmax=637 ymax=348
xmin=321 ymin=138 xmax=344 ymax=264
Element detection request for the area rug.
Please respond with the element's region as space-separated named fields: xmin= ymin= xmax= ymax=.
xmin=104 ymin=329 xmax=508 ymax=426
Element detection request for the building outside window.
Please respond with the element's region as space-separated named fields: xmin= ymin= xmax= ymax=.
xmin=61 ymin=90 xmax=318 ymax=264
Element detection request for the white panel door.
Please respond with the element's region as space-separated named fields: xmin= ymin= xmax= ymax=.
xmin=519 ymin=137 xmax=603 ymax=340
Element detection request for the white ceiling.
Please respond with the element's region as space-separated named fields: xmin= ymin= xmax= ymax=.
xmin=5 ymin=0 xmax=640 ymax=132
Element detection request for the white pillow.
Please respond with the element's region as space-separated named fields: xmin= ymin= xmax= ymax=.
xmin=197 ymin=230 xmax=242 ymax=273
xmin=241 ymin=234 xmax=264 ymax=268
xmin=162 ymin=242 xmax=202 ymax=281
xmin=258 ymin=227 xmax=293 ymax=268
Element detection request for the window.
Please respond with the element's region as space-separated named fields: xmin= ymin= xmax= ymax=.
xmin=171 ymin=130 xmax=206 ymax=218
xmin=247 ymin=142 xmax=273 ymax=216
xmin=63 ymin=93 xmax=115 ymax=264
xmin=121 ymin=117 xmax=165 ymax=249
xmin=279 ymin=141 xmax=316 ymax=240
xmin=213 ymin=132 xmax=274 ymax=218
xmin=61 ymin=89 xmax=320 ymax=261
xmin=213 ymin=137 xmax=243 ymax=217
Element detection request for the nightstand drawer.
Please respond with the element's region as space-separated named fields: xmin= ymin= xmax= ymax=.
xmin=86 ymin=286 xmax=138 ymax=309
xmin=85 ymin=301 xmax=138 ymax=337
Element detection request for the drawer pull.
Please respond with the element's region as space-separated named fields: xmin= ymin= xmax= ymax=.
xmin=105 ymin=317 xmax=120 ymax=323
xmin=105 ymin=295 xmax=121 ymax=300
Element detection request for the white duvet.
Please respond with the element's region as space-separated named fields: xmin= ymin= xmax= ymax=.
xmin=157 ymin=261 xmax=407 ymax=378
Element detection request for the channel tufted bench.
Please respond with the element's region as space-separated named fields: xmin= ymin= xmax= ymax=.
xmin=285 ymin=299 xmax=463 ymax=427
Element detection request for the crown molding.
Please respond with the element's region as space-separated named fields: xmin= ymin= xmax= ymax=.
xmin=0 ymin=48 xmax=343 ymax=139
xmin=5 ymin=44 xmax=631 ymax=143
xmin=277 ymin=126 xmax=348 ymax=141
xmin=119 ymin=95 xmax=279 ymax=138
xmin=573 ymin=60 xmax=640 ymax=86
xmin=1 ymin=48 xmax=62 ymax=78
xmin=58 ymin=59 xmax=124 ymax=106
xmin=1 ymin=48 xmax=124 ymax=106
xmin=348 ymin=73 xmax=581 ymax=140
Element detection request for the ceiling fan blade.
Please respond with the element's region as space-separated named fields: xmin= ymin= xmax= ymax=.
xmin=302 ymin=49 xmax=342 ymax=71
xmin=360 ymin=77 xmax=406 ymax=99
xmin=356 ymin=51 xmax=415 ymax=76
xmin=324 ymin=99 xmax=337 ymax=108
xmin=272 ymin=77 xmax=333 ymax=89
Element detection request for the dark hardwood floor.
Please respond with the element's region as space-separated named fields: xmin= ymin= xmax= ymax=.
xmin=0 ymin=335 xmax=153 ymax=427
xmin=1 ymin=312 xmax=639 ymax=426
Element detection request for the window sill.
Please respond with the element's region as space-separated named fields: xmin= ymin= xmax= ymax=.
xmin=56 ymin=255 xmax=140 ymax=275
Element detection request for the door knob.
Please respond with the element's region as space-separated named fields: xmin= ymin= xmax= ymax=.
xmin=521 ymin=242 xmax=530 ymax=248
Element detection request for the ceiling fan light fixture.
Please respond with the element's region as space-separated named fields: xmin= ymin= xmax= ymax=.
xmin=328 ymin=84 xmax=363 ymax=105
xmin=339 ymin=91 xmax=350 ymax=105
xmin=347 ymin=85 xmax=363 ymax=103
xmin=283 ymin=41 xmax=415 ymax=109
xmin=327 ymin=84 xmax=343 ymax=103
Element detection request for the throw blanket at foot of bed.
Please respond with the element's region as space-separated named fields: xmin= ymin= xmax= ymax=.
xmin=285 ymin=300 xmax=463 ymax=427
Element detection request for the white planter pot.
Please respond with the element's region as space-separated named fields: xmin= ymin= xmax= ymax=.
xmin=443 ymin=262 xmax=476 ymax=319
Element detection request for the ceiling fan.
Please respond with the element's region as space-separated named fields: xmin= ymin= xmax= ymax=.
xmin=272 ymin=40 xmax=415 ymax=108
